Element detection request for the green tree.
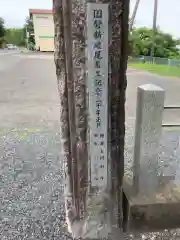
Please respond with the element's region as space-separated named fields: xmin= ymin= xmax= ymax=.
xmin=130 ymin=27 xmax=180 ymax=59
xmin=24 ymin=17 xmax=35 ymax=47
xmin=5 ymin=28 xmax=25 ymax=46
xmin=0 ymin=17 xmax=6 ymax=48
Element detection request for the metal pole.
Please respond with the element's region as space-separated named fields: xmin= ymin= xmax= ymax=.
xmin=151 ymin=0 xmax=158 ymax=59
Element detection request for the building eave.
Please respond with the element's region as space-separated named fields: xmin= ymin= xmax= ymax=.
xmin=29 ymin=9 xmax=53 ymax=15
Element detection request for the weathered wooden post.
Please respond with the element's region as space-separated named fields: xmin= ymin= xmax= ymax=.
xmin=53 ymin=0 xmax=130 ymax=239
xmin=86 ymin=3 xmax=110 ymax=239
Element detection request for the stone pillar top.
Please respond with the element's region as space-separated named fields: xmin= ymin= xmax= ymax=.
xmin=139 ymin=84 xmax=165 ymax=91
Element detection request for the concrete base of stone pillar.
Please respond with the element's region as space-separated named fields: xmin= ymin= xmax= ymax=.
xmin=123 ymin=174 xmax=180 ymax=232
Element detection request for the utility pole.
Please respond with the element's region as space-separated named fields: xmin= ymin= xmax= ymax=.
xmin=151 ymin=0 xmax=158 ymax=59
xmin=53 ymin=0 xmax=130 ymax=239
xmin=129 ymin=0 xmax=140 ymax=32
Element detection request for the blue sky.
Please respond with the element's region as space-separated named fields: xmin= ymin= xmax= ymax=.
xmin=0 ymin=0 xmax=179 ymax=38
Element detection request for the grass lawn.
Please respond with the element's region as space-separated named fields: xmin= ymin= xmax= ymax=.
xmin=128 ymin=62 xmax=180 ymax=78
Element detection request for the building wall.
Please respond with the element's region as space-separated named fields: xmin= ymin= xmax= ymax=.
xmin=32 ymin=13 xmax=54 ymax=51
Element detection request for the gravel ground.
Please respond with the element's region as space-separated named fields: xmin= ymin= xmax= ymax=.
xmin=0 ymin=53 xmax=72 ymax=240
xmin=0 ymin=129 xmax=72 ymax=240
xmin=1 ymin=125 xmax=180 ymax=240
